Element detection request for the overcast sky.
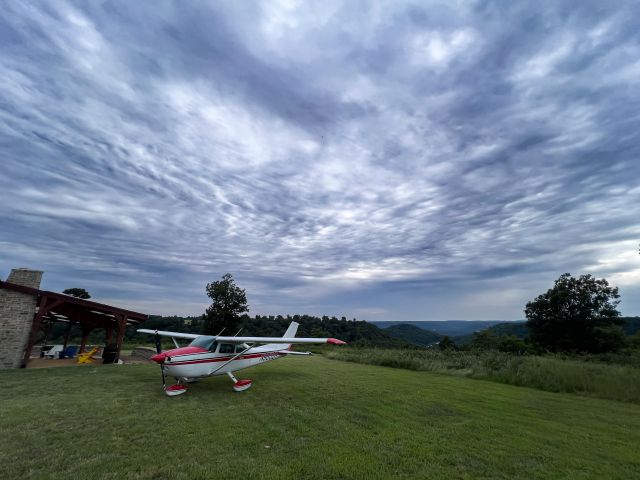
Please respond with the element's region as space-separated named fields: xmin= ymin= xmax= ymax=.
xmin=1 ymin=1 xmax=639 ymax=321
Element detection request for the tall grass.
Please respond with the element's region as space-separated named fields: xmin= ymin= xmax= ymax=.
xmin=324 ymin=348 xmax=640 ymax=404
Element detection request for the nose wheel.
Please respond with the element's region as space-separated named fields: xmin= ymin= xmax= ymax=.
xmin=165 ymin=384 xmax=187 ymax=396
xmin=227 ymin=372 xmax=252 ymax=392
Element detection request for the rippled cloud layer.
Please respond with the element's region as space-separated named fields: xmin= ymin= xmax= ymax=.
xmin=1 ymin=1 xmax=639 ymax=319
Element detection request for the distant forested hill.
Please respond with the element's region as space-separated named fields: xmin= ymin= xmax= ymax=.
xmin=621 ymin=317 xmax=640 ymax=335
xmin=241 ymin=315 xmax=411 ymax=347
xmin=125 ymin=314 xmax=411 ymax=348
xmin=52 ymin=314 xmax=638 ymax=349
xmin=383 ymin=324 xmax=441 ymax=347
xmin=486 ymin=321 xmax=529 ymax=338
xmin=452 ymin=321 xmax=528 ymax=346
xmin=481 ymin=317 xmax=640 ymax=338
xmin=371 ymin=320 xmax=515 ymax=336
xmin=453 ymin=317 xmax=640 ymax=345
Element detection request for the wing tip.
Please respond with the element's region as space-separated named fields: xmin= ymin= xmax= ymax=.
xmin=327 ymin=338 xmax=346 ymax=345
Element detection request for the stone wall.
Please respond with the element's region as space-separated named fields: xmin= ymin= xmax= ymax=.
xmin=0 ymin=269 xmax=43 ymax=369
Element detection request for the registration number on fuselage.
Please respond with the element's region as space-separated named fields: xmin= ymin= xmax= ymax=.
xmin=259 ymin=352 xmax=282 ymax=362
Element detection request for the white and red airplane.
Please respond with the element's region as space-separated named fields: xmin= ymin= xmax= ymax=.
xmin=138 ymin=322 xmax=346 ymax=396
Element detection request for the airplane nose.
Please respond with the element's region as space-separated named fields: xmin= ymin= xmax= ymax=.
xmin=150 ymin=352 xmax=166 ymax=364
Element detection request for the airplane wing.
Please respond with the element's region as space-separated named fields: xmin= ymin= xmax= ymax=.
xmin=137 ymin=321 xmax=346 ymax=346
xmin=136 ymin=330 xmax=344 ymax=344
xmin=214 ymin=336 xmax=346 ymax=345
xmin=137 ymin=329 xmax=200 ymax=340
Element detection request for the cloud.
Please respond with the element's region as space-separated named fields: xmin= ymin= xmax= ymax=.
xmin=1 ymin=0 xmax=639 ymax=320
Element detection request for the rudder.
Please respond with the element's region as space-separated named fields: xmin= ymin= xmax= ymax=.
xmin=283 ymin=321 xmax=299 ymax=338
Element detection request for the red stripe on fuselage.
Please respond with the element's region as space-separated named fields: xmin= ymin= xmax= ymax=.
xmin=166 ymin=351 xmax=285 ymax=366
xmin=166 ymin=346 xmax=209 ymax=356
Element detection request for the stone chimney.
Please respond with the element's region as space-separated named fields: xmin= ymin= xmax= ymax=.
xmin=0 ymin=269 xmax=43 ymax=368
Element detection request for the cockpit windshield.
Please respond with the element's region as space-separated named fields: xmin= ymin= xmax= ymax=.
xmin=189 ymin=336 xmax=217 ymax=351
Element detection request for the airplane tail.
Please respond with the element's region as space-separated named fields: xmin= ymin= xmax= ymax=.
xmin=283 ymin=321 xmax=299 ymax=350
xmin=258 ymin=322 xmax=300 ymax=352
xmin=283 ymin=321 xmax=299 ymax=338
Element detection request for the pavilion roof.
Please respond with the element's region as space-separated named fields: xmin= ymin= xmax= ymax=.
xmin=0 ymin=280 xmax=148 ymax=329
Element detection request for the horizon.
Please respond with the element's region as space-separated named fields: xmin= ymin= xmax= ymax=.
xmin=2 ymin=1 xmax=639 ymax=320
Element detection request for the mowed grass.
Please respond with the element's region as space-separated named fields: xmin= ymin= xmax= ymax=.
xmin=1 ymin=356 xmax=639 ymax=480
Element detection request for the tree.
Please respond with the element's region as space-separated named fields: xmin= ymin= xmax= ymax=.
xmin=63 ymin=288 xmax=91 ymax=299
xmin=496 ymin=335 xmax=529 ymax=354
xmin=202 ymin=273 xmax=249 ymax=335
xmin=438 ymin=336 xmax=456 ymax=351
xmin=470 ymin=330 xmax=498 ymax=350
xmin=525 ymin=273 xmax=624 ymax=353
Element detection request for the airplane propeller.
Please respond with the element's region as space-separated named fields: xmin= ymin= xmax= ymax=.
xmin=154 ymin=331 xmax=166 ymax=388
xmin=155 ymin=331 xmax=162 ymax=354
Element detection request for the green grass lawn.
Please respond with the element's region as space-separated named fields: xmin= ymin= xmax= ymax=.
xmin=1 ymin=356 xmax=639 ymax=480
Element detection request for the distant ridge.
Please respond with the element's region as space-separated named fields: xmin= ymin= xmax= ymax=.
xmin=371 ymin=317 xmax=640 ymax=345
xmin=383 ymin=324 xmax=441 ymax=347
xmin=370 ymin=320 xmax=521 ymax=337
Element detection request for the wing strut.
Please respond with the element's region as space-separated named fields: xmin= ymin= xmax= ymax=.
xmin=208 ymin=343 xmax=255 ymax=376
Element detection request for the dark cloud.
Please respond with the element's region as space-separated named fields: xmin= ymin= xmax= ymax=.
xmin=1 ymin=0 xmax=639 ymax=319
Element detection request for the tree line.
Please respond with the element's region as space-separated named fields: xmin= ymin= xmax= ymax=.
xmin=197 ymin=272 xmax=636 ymax=355
xmin=56 ymin=271 xmax=638 ymax=356
xmin=127 ymin=313 xmax=410 ymax=348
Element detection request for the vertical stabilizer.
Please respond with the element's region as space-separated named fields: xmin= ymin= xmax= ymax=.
xmin=283 ymin=321 xmax=299 ymax=338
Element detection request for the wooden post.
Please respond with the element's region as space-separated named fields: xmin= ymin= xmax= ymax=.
xmin=41 ymin=320 xmax=53 ymax=352
xmin=22 ymin=297 xmax=64 ymax=366
xmin=79 ymin=325 xmax=94 ymax=354
xmin=114 ymin=315 xmax=127 ymax=362
xmin=63 ymin=322 xmax=73 ymax=349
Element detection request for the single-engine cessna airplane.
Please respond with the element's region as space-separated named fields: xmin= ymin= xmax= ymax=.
xmin=138 ymin=322 xmax=346 ymax=396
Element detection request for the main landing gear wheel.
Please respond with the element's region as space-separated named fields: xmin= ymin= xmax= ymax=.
xmin=233 ymin=380 xmax=252 ymax=392
xmin=165 ymin=384 xmax=187 ymax=397
xmin=227 ymin=372 xmax=252 ymax=392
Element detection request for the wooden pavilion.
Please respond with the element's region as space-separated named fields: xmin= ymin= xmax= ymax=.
xmin=0 ymin=280 xmax=148 ymax=366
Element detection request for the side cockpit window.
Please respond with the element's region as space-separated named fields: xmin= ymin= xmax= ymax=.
xmin=219 ymin=343 xmax=235 ymax=354
xmin=189 ymin=336 xmax=216 ymax=351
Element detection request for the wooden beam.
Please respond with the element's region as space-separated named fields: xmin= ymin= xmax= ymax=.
xmin=53 ymin=304 xmax=137 ymax=328
xmin=0 ymin=281 xmax=147 ymax=321
xmin=22 ymin=297 xmax=65 ymax=366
